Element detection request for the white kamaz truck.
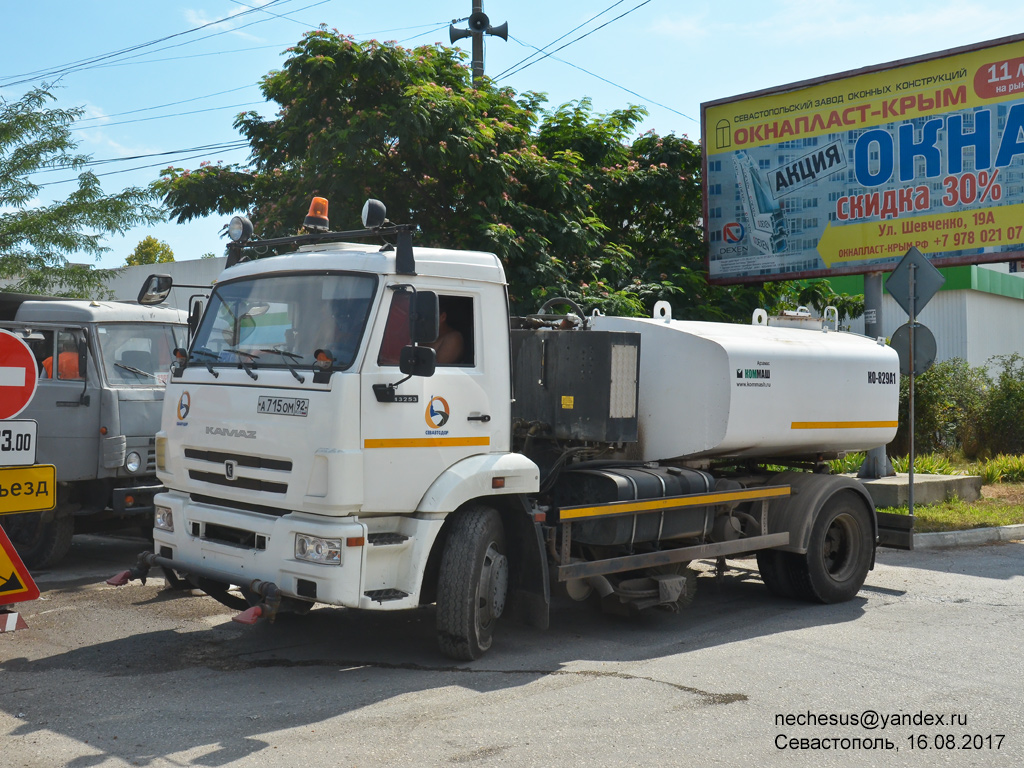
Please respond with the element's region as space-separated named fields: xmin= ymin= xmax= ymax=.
xmin=112 ymin=199 xmax=911 ymax=660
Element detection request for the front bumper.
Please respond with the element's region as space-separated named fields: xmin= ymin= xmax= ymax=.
xmin=112 ymin=482 xmax=164 ymax=516
xmin=152 ymin=490 xmax=369 ymax=607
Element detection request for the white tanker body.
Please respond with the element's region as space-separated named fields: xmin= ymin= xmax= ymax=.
xmin=112 ymin=198 xmax=912 ymax=661
xmin=590 ymin=309 xmax=899 ymax=462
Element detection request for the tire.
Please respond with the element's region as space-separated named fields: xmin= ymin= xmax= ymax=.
xmin=789 ymin=491 xmax=874 ymax=604
xmin=0 ymin=512 xmax=75 ymax=569
xmin=436 ymin=505 xmax=508 ymax=661
xmin=756 ymin=550 xmax=797 ymax=599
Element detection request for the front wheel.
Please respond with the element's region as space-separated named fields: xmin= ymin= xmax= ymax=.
xmin=436 ymin=505 xmax=508 ymax=661
xmin=789 ymin=491 xmax=874 ymax=603
xmin=0 ymin=512 xmax=74 ymax=569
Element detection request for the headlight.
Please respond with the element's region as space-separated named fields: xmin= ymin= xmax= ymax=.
xmin=294 ymin=534 xmax=342 ymax=565
xmin=125 ymin=451 xmax=142 ymax=473
xmin=154 ymin=506 xmax=174 ymax=532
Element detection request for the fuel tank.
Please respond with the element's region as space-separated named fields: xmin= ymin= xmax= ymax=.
xmin=588 ymin=310 xmax=899 ymax=461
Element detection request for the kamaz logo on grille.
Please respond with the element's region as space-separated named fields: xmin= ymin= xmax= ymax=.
xmin=736 ymin=368 xmax=771 ymax=379
xmin=205 ymin=426 xmax=256 ymax=439
xmin=224 ymin=460 xmax=237 ymax=480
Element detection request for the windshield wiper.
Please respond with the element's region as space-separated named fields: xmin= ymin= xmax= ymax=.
xmin=258 ymin=348 xmax=305 ymax=383
xmin=225 ymin=348 xmax=259 ymax=380
xmin=114 ymin=362 xmax=160 ymax=381
xmin=189 ymin=348 xmax=220 ymax=378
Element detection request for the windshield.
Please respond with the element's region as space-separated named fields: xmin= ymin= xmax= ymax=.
xmin=97 ymin=323 xmax=186 ymax=387
xmin=190 ymin=273 xmax=377 ymax=370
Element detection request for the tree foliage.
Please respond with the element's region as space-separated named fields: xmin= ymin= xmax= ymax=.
xmin=0 ymin=87 xmax=164 ymax=297
xmin=126 ymin=235 xmax=174 ymax=266
xmin=156 ymin=30 xmax=776 ymax=319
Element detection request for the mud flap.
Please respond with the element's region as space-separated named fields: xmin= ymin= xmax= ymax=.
xmin=504 ymin=511 xmax=550 ymax=630
xmin=876 ymin=511 xmax=914 ymax=550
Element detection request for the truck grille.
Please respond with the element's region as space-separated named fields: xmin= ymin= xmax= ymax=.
xmin=184 ymin=447 xmax=291 ymax=494
xmin=187 ymin=471 xmax=287 ymax=493
xmin=190 ymin=493 xmax=292 ymax=518
xmin=184 ymin=449 xmax=292 ymax=471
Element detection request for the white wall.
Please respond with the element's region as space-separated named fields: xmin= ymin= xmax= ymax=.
xmin=846 ymin=289 xmax=1024 ymax=372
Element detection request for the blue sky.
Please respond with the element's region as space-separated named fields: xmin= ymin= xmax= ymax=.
xmin=3 ymin=0 xmax=1024 ymax=271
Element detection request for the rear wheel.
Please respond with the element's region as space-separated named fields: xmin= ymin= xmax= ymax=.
xmin=0 ymin=512 xmax=74 ymax=569
xmin=436 ymin=505 xmax=508 ymax=661
xmin=789 ymin=491 xmax=874 ymax=603
xmin=756 ymin=550 xmax=797 ymax=599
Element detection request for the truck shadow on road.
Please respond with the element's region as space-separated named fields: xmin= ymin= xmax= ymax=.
xmin=0 ymin=560 xmax=869 ymax=766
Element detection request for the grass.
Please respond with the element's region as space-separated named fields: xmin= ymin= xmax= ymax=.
xmin=824 ymin=452 xmax=1024 ymax=533
xmin=877 ymin=483 xmax=1024 ymax=533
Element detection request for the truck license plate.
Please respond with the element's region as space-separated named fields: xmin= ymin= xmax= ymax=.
xmin=257 ymin=396 xmax=309 ymax=417
xmin=0 ymin=464 xmax=56 ymax=516
xmin=0 ymin=420 xmax=37 ymax=466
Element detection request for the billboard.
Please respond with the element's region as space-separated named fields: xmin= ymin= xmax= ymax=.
xmin=702 ymin=34 xmax=1024 ymax=284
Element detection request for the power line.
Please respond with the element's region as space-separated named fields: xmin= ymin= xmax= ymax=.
xmin=72 ymin=86 xmax=258 ymax=125
xmin=57 ymin=0 xmax=332 ymax=80
xmin=71 ymin=101 xmax=266 ymax=132
xmin=507 ymin=35 xmax=696 ymax=123
xmin=36 ymin=142 xmax=252 ymax=188
xmin=0 ymin=0 xmax=299 ymax=88
xmin=496 ymin=0 xmax=655 ymax=82
xmin=492 ymin=1 xmax=628 ymax=81
xmin=89 ymin=43 xmax=291 ymax=71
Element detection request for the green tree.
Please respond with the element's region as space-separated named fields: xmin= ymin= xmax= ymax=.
xmin=126 ymin=235 xmax=174 ymax=266
xmin=155 ymin=30 xmax=773 ymax=319
xmin=0 ymin=87 xmax=164 ymax=297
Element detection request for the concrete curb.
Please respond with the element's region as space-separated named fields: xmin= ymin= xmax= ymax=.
xmin=913 ymin=523 xmax=1024 ymax=549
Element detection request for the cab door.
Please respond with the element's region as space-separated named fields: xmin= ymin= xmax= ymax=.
xmin=22 ymin=326 xmax=102 ymax=482
xmin=359 ymin=286 xmax=509 ymax=513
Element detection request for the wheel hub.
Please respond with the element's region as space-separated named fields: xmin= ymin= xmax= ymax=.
xmin=482 ymin=543 xmax=508 ymax=621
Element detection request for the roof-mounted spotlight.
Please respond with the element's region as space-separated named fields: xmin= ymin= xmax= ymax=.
xmin=227 ymin=215 xmax=254 ymax=244
xmin=361 ymin=198 xmax=387 ymax=229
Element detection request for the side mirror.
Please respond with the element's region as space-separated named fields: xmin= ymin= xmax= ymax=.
xmin=138 ymin=274 xmax=173 ymax=305
xmin=410 ymin=291 xmax=438 ymax=344
xmin=400 ymin=345 xmax=436 ymax=378
xmin=188 ymin=300 xmax=203 ymax=339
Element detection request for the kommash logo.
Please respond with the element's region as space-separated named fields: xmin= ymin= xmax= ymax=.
xmin=425 ymin=395 xmax=450 ymax=435
xmin=177 ymin=391 xmax=191 ymax=424
xmin=736 ymin=361 xmax=772 ymax=388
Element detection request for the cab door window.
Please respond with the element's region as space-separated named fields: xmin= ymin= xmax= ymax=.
xmin=43 ymin=330 xmax=84 ymax=380
xmin=378 ymin=293 xmax=474 ymax=367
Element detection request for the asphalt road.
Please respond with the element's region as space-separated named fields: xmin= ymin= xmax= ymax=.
xmin=1 ymin=533 xmax=1022 ymax=767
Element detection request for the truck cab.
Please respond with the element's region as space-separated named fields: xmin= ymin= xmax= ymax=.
xmin=0 ymin=294 xmax=187 ymax=567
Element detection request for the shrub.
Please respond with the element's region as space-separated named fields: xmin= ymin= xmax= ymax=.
xmin=889 ymin=453 xmax=960 ymax=475
xmin=890 ymin=358 xmax=989 ymax=457
xmin=969 ymin=453 xmax=1024 ymax=484
xmin=978 ymin=354 xmax=1024 ymax=456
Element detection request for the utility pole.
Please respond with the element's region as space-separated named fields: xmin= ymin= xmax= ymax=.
xmin=449 ymin=1 xmax=508 ymax=83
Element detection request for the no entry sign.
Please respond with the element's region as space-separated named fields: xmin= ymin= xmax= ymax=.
xmin=0 ymin=330 xmax=38 ymax=420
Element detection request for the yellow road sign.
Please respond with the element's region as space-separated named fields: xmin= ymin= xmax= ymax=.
xmin=0 ymin=464 xmax=56 ymax=516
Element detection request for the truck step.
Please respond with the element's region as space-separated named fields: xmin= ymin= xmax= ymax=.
xmin=364 ymin=589 xmax=409 ymax=603
xmin=367 ymin=533 xmax=410 ymax=546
